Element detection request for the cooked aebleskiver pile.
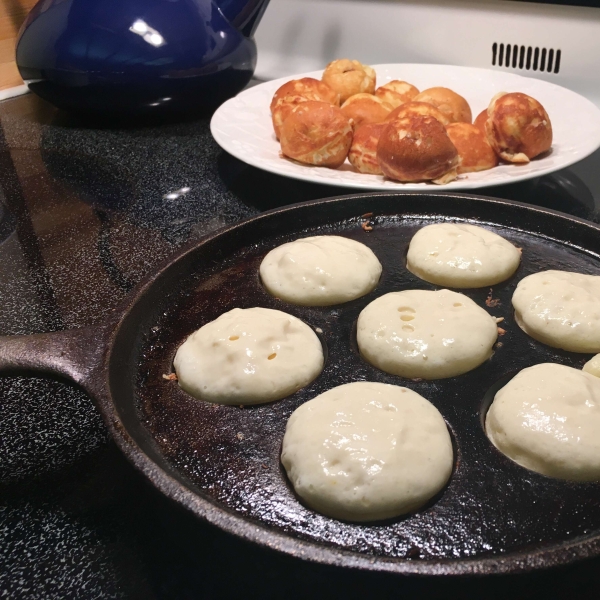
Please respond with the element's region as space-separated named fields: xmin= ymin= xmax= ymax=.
xmin=413 ymin=86 xmax=473 ymax=124
xmin=279 ymin=101 xmax=353 ymax=168
xmin=486 ymin=363 xmax=600 ymax=481
xmin=473 ymin=109 xmax=488 ymax=132
xmin=321 ymin=59 xmax=376 ymax=103
xmin=281 ymin=381 xmax=453 ymax=521
xmin=512 ymin=270 xmax=600 ymax=353
xmin=375 ymin=80 xmax=420 ymax=108
xmin=260 ymin=235 xmax=382 ymax=306
xmin=357 ymin=289 xmax=498 ymax=379
xmin=340 ymin=93 xmax=393 ymax=128
xmin=484 ymin=92 xmax=552 ymax=163
xmin=445 ymin=123 xmax=498 ymax=174
xmin=386 ymin=100 xmax=451 ymax=126
xmin=348 ymin=122 xmax=387 ymax=174
xmin=378 ymin=107 xmax=460 ymax=186
xmin=268 ymin=59 xmax=553 ymax=184
xmin=270 ymin=77 xmax=340 ymax=140
xmin=377 ymin=114 xmax=460 ymax=184
xmin=173 ymin=307 xmax=323 ymax=404
xmin=406 ymin=223 xmax=521 ymax=287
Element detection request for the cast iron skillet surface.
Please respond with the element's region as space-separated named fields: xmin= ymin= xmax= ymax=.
xmin=132 ymin=193 xmax=600 ymax=573
xmin=3 ymin=193 xmax=600 ymax=575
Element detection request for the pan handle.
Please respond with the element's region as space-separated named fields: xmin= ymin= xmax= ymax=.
xmin=0 ymin=325 xmax=109 ymax=390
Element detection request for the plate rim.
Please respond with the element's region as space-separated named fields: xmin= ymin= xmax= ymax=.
xmin=210 ymin=63 xmax=600 ymax=191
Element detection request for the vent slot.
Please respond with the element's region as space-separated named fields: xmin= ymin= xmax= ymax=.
xmin=492 ymin=43 xmax=561 ymax=74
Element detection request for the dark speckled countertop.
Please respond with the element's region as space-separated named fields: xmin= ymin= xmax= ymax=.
xmin=2 ymin=91 xmax=600 ymax=599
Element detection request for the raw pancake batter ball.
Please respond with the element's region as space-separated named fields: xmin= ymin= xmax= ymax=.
xmin=279 ymin=101 xmax=353 ymax=168
xmin=341 ymin=93 xmax=393 ymax=128
xmin=377 ymin=115 xmax=459 ymax=184
xmin=260 ymin=235 xmax=382 ymax=306
xmin=445 ymin=123 xmax=499 ymax=174
xmin=321 ymin=59 xmax=376 ymax=104
xmin=407 ymin=223 xmax=521 ymax=288
xmin=486 ymin=363 xmax=600 ymax=481
xmin=583 ymin=354 xmax=600 ymax=377
xmin=375 ymin=80 xmax=420 ymax=109
xmin=173 ymin=307 xmax=323 ymax=405
xmin=485 ymin=92 xmax=552 ymax=163
xmin=348 ymin=122 xmax=387 ymax=175
xmin=414 ymin=87 xmax=472 ymax=124
xmin=270 ymin=77 xmax=340 ymax=139
xmin=386 ymin=101 xmax=451 ymax=126
xmin=512 ymin=270 xmax=600 ymax=353
xmin=357 ymin=289 xmax=498 ymax=379
xmin=281 ymin=381 xmax=453 ymax=521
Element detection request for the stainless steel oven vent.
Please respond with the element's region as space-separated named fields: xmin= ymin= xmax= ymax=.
xmin=492 ymin=43 xmax=561 ymax=74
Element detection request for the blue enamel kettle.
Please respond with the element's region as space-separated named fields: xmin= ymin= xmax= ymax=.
xmin=16 ymin=0 xmax=270 ymax=116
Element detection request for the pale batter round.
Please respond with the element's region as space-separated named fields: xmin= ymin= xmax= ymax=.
xmin=281 ymin=381 xmax=453 ymax=521
xmin=260 ymin=235 xmax=382 ymax=306
xmin=173 ymin=307 xmax=323 ymax=405
xmin=357 ymin=289 xmax=498 ymax=379
xmin=583 ymin=354 xmax=600 ymax=377
xmin=406 ymin=223 xmax=521 ymax=288
xmin=486 ymin=363 xmax=600 ymax=481
xmin=512 ymin=270 xmax=600 ymax=353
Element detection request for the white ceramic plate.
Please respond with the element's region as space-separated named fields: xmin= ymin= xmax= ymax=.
xmin=210 ymin=64 xmax=600 ymax=190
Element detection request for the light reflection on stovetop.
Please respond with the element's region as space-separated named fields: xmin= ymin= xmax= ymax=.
xmin=0 ymin=191 xmax=16 ymax=245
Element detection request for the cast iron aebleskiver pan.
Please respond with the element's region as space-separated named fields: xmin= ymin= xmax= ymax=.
xmin=2 ymin=192 xmax=600 ymax=576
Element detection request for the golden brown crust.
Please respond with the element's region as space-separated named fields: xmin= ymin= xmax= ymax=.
xmin=374 ymin=80 xmax=420 ymax=109
xmin=473 ymin=109 xmax=488 ymax=133
xmin=271 ymin=96 xmax=309 ymax=140
xmin=348 ymin=123 xmax=387 ymax=175
xmin=386 ymin=101 xmax=451 ymax=126
xmin=321 ymin=59 xmax=376 ymax=104
xmin=270 ymin=77 xmax=339 ymax=111
xmin=341 ymin=93 xmax=393 ymax=128
xmin=377 ymin=115 xmax=459 ymax=183
xmin=279 ymin=101 xmax=353 ymax=168
xmin=446 ymin=123 xmax=498 ymax=174
xmin=414 ymin=87 xmax=472 ymax=124
xmin=270 ymin=78 xmax=340 ymax=139
xmin=485 ymin=92 xmax=552 ymax=163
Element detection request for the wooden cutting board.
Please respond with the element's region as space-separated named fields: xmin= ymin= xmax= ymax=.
xmin=0 ymin=0 xmax=37 ymax=90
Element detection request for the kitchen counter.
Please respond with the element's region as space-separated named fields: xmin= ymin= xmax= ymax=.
xmin=1 ymin=92 xmax=600 ymax=598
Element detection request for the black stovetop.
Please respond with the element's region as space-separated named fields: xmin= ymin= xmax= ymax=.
xmin=2 ymin=93 xmax=600 ymax=599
